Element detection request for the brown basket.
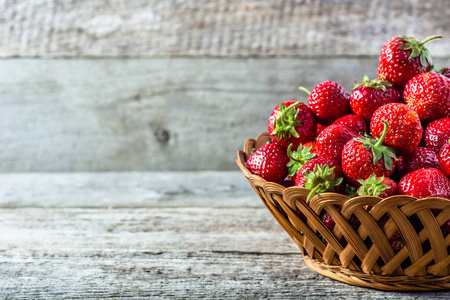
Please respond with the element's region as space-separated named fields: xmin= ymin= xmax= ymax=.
xmin=237 ymin=132 xmax=450 ymax=291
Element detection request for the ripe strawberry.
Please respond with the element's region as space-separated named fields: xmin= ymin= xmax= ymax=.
xmin=424 ymin=117 xmax=450 ymax=152
xmin=332 ymin=114 xmax=368 ymax=134
xmin=267 ymin=101 xmax=317 ymax=149
xmin=301 ymin=81 xmax=351 ymax=125
xmin=390 ymin=231 xmax=405 ymax=251
xmin=398 ymin=168 xmax=450 ymax=199
xmin=316 ymin=123 xmax=326 ymax=137
xmin=377 ymin=35 xmax=442 ymax=89
xmin=246 ymin=143 xmax=290 ymax=183
xmin=438 ymin=141 xmax=450 ymax=177
xmin=294 ymin=158 xmax=344 ymax=200
xmin=316 ymin=124 xmax=358 ymax=161
xmin=342 ymin=121 xmax=397 ymax=185
xmin=404 ymin=72 xmax=450 ymax=121
xmin=358 ymin=175 xmax=398 ymax=199
xmin=350 ymin=76 xmax=401 ymax=122
xmin=396 ymin=147 xmax=439 ymax=178
xmin=370 ymin=103 xmax=422 ymax=155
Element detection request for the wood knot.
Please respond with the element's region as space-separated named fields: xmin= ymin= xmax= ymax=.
xmin=154 ymin=128 xmax=170 ymax=143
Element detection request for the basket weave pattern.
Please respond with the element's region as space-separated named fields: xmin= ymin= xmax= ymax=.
xmin=237 ymin=132 xmax=450 ymax=291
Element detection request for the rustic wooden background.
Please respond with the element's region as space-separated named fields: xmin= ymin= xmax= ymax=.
xmin=0 ymin=0 xmax=449 ymax=171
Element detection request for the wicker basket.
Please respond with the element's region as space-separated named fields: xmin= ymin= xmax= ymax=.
xmin=236 ymin=132 xmax=450 ymax=291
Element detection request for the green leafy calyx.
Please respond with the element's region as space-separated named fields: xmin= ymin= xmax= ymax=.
xmin=353 ymin=75 xmax=392 ymax=92
xmin=286 ymin=144 xmax=316 ymax=179
xmin=357 ymin=174 xmax=390 ymax=197
xmin=354 ymin=120 xmax=397 ymax=171
xmin=271 ymin=102 xmax=302 ymax=141
xmin=398 ymin=35 xmax=442 ymax=67
xmin=304 ymin=164 xmax=343 ymax=202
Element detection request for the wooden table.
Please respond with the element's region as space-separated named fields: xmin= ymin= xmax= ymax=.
xmin=0 ymin=172 xmax=448 ymax=299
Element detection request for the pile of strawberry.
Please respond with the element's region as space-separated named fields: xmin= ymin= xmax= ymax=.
xmin=246 ymin=35 xmax=450 ymax=252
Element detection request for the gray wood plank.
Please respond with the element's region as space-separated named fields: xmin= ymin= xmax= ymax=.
xmin=0 ymin=171 xmax=258 ymax=208
xmin=1 ymin=58 xmax=449 ymax=172
xmin=1 ymin=0 xmax=449 ymax=58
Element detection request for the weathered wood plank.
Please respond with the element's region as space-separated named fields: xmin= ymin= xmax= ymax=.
xmin=1 ymin=58 xmax=449 ymax=172
xmin=0 ymin=172 xmax=258 ymax=208
xmin=0 ymin=0 xmax=449 ymax=57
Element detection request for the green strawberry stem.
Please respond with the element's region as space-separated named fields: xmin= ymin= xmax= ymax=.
xmin=353 ymin=75 xmax=392 ymax=92
xmin=418 ymin=35 xmax=443 ymax=47
xmin=304 ymin=164 xmax=343 ymax=202
xmin=375 ymin=120 xmax=389 ymax=148
xmin=357 ymin=174 xmax=389 ymax=197
xmin=399 ymin=35 xmax=442 ymax=67
xmin=299 ymin=87 xmax=311 ymax=95
xmin=286 ymin=144 xmax=316 ymax=179
xmin=354 ymin=120 xmax=397 ymax=171
xmin=271 ymin=102 xmax=302 ymax=140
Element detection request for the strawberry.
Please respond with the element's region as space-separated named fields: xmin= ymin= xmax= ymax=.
xmin=398 ymin=168 xmax=450 ymax=199
xmin=246 ymin=143 xmax=290 ymax=183
xmin=341 ymin=121 xmax=397 ymax=185
xmin=377 ymin=35 xmax=442 ymax=90
xmin=294 ymin=158 xmax=344 ymax=201
xmin=370 ymin=103 xmax=422 ymax=155
xmin=350 ymin=76 xmax=401 ymax=122
xmin=267 ymin=101 xmax=317 ymax=149
xmin=424 ymin=117 xmax=450 ymax=152
xmin=438 ymin=141 xmax=450 ymax=177
xmin=358 ymin=175 xmax=398 ymax=199
xmin=396 ymin=147 xmax=439 ymax=179
xmin=404 ymin=72 xmax=450 ymax=121
xmin=316 ymin=123 xmax=326 ymax=137
xmin=390 ymin=231 xmax=405 ymax=251
xmin=301 ymin=81 xmax=351 ymax=125
xmin=332 ymin=114 xmax=368 ymax=134
xmin=316 ymin=124 xmax=358 ymax=161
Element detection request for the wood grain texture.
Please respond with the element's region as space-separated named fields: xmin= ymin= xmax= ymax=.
xmin=0 ymin=0 xmax=449 ymax=58
xmin=0 ymin=172 xmax=449 ymax=298
xmin=10 ymin=57 xmax=450 ymax=171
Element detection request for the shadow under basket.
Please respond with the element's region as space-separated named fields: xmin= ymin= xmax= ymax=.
xmin=237 ymin=132 xmax=450 ymax=291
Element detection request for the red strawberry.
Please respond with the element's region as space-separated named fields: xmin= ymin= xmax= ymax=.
xmin=370 ymin=103 xmax=422 ymax=155
xmin=350 ymin=76 xmax=401 ymax=122
xmin=404 ymin=72 xmax=450 ymax=121
xmin=342 ymin=121 xmax=397 ymax=185
xmin=398 ymin=168 xmax=450 ymax=199
xmin=332 ymin=114 xmax=368 ymax=134
xmin=267 ymin=101 xmax=317 ymax=149
xmin=302 ymin=81 xmax=351 ymax=125
xmin=294 ymin=158 xmax=344 ymax=201
xmin=316 ymin=124 xmax=358 ymax=161
xmin=438 ymin=141 xmax=450 ymax=177
xmin=357 ymin=175 xmax=398 ymax=199
xmin=246 ymin=143 xmax=290 ymax=183
xmin=396 ymin=147 xmax=439 ymax=178
xmin=377 ymin=35 xmax=442 ymax=89
xmin=316 ymin=123 xmax=326 ymax=137
xmin=424 ymin=117 xmax=450 ymax=152
xmin=390 ymin=231 xmax=405 ymax=251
